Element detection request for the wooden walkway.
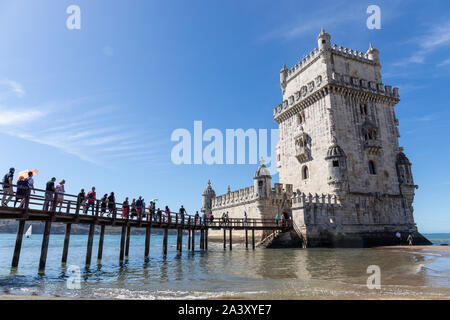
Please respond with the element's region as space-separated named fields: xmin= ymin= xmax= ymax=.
xmin=0 ymin=182 xmax=291 ymax=274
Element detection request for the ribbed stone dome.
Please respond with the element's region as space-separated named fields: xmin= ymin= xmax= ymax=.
xmin=326 ymin=144 xmax=346 ymax=159
xmin=396 ymin=152 xmax=411 ymax=165
xmin=202 ymin=180 xmax=216 ymax=196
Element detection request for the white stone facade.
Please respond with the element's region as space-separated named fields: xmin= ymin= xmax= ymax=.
xmin=202 ymin=30 xmax=430 ymax=247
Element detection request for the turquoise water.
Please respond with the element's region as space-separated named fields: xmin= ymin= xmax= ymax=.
xmin=0 ymin=233 xmax=449 ymax=299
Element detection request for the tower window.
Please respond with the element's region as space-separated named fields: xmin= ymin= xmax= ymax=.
xmin=368 ymin=161 xmax=376 ymax=175
xmin=322 ymin=40 xmax=326 ymax=44
xmin=302 ymin=165 xmax=309 ymax=180
xmin=332 ymin=160 xmax=339 ymax=167
xmin=360 ymin=103 xmax=368 ymax=115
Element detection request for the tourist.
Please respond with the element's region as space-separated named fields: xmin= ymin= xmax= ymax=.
xmin=275 ymin=214 xmax=279 ymax=226
xmin=179 ymin=205 xmax=186 ymax=224
xmin=108 ymin=192 xmax=116 ymax=217
xmin=15 ymin=176 xmax=28 ymax=208
xmin=209 ymin=212 xmax=214 ymax=225
xmin=100 ymin=194 xmax=108 ymax=217
xmin=121 ymin=197 xmax=129 ymax=218
xmin=55 ymin=180 xmax=65 ymax=212
xmin=165 ymin=206 xmax=171 ymax=223
xmin=156 ymin=208 xmax=162 ymax=223
xmin=221 ymin=212 xmax=226 ymax=226
xmin=195 ymin=211 xmax=200 ymax=225
xmin=2 ymin=168 xmax=15 ymax=207
xmin=85 ymin=187 xmax=96 ymax=215
xmin=407 ymin=234 xmax=413 ymax=246
xmin=202 ymin=211 xmax=207 ymax=226
xmin=225 ymin=211 xmax=229 ymax=225
xmin=130 ymin=198 xmax=137 ymax=219
xmin=136 ymin=197 xmax=143 ymax=220
xmin=243 ymin=211 xmax=248 ymax=226
xmin=77 ymin=188 xmax=86 ymax=212
xmin=43 ymin=177 xmax=56 ymax=211
xmin=142 ymin=198 xmax=146 ymax=220
xmin=25 ymin=171 xmax=35 ymax=195
xmin=149 ymin=201 xmax=155 ymax=221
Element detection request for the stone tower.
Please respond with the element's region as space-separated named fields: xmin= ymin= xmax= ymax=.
xmin=272 ymin=29 xmax=430 ymax=247
xmin=201 ymin=180 xmax=216 ymax=215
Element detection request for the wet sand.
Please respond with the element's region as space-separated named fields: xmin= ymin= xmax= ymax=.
xmin=377 ymin=245 xmax=450 ymax=251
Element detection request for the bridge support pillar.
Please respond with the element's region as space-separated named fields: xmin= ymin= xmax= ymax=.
xmin=97 ymin=224 xmax=105 ymax=264
xmin=62 ymin=223 xmax=72 ymax=265
xmin=187 ymin=229 xmax=191 ymax=250
xmin=205 ymin=229 xmax=208 ymax=251
xmin=199 ymin=230 xmax=204 ymax=250
xmin=252 ymin=229 xmax=255 ymax=250
xmin=125 ymin=225 xmax=131 ymax=260
xmin=229 ymin=229 xmax=232 ymax=251
xmin=163 ymin=228 xmax=168 ymax=255
xmin=38 ymin=220 xmax=52 ymax=274
xmin=191 ymin=228 xmax=195 ymax=252
xmin=245 ymin=229 xmax=248 ymax=249
xmin=85 ymin=224 xmax=95 ymax=268
xmin=223 ymin=229 xmax=226 ymax=250
xmin=119 ymin=225 xmax=126 ymax=263
xmin=144 ymin=225 xmax=151 ymax=260
xmin=11 ymin=220 xmax=26 ymax=269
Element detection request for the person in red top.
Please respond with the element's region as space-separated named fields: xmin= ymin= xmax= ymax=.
xmin=84 ymin=187 xmax=96 ymax=215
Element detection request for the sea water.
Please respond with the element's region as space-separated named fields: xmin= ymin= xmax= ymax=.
xmin=0 ymin=233 xmax=449 ymax=299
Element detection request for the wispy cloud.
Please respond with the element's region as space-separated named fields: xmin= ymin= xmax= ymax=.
xmin=437 ymin=58 xmax=450 ymax=67
xmin=394 ymin=22 xmax=450 ymax=66
xmin=0 ymin=78 xmax=26 ymax=99
xmin=0 ymin=107 xmax=43 ymax=125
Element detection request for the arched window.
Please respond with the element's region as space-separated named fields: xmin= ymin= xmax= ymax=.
xmin=368 ymin=161 xmax=376 ymax=175
xmin=302 ymin=165 xmax=309 ymax=180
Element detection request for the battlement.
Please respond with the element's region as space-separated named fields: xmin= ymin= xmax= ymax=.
xmin=291 ymin=191 xmax=342 ymax=208
xmin=212 ymin=183 xmax=293 ymax=209
xmin=273 ymin=71 xmax=399 ymax=121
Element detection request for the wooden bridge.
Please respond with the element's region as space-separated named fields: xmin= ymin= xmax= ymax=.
xmin=0 ymin=182 xmax=291 ymax=274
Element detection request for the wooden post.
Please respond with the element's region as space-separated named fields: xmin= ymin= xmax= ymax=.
xmin=97 ymin=224 xmax=105 ymax=264
xmin=119 ymin=225 xmax=126 ymax=263
xmin=229 ymin=229 xmax=232 ymax=251
xmin=187 ymin=229 xmax=191 ymax=250
xmin=61 ymin=223 xmax=72 ymax=265
xmin=144 ymin=225 xmax=151 ymax=260
xmin=191 ymin=228 xmax=195 ymax=252
xmin=85 ymin=223 xmax=95 ymax=268
xmin=163 ymin=228 xmax=168 ymax=255
xmin=245 ymin=229 xmax=248 ymax=249
xmin=179 ymin=228 xmax=183 ymax=252
xmin=199 ymin=230 xmax=203 ymax=250
xmin=205 ymin=229 xmax=208 ymax=251
xmin=11 ymin=220 xmax=26 ymax=269
xmin=38 ymin=220 xmax=52 ymax=273
xmin=223 ymin=229 xmax=226 ymax=250
xmin=125 ymin=225 xmax=131 ymax=259
xmin=252 ymin=229 xmax=255 ymax=250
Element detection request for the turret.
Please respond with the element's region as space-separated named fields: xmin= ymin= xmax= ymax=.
xmin=280 ymin=64 xmax=287 ymax=90
xmin=396 ymin=152 xmax=414 ymax=186
xmin=254 ymin=157 xmax=272 ymax=199
xmin=366 ymin=43 xmax=380 ymax=64
xmin=325 ymin=139 xmax=348 ymax=193
xmin=201 ymin=180 xmax=216 ymax=214
xmin=317 ymin=28 xmax=331 ymax=51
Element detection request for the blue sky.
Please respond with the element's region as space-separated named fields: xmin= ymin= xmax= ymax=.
xmin=0 ymin=0 xmax=449 ymax=233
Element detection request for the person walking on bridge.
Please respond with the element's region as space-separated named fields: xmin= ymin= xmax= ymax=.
xmin=121 ymin=197 xmax=129 ymax=218
xmin=14 ymin=176 xmax=28 ymax=208
xmin=55 ymin=180 xmax=65 ymax=213
xmin=43 ymin=177 xmax=56 ymax=211
xmin=77 ymin=189 xmax=86 ymax=212
xmin=202 ymin=211 xmax=207 ymax=226
xmin=2 ymin=168 xmax=15 ymax=207
xmin=100 ymin=194 xmax=108 ymax=217
xmin=85 ymin=187 xmax=96 ymax=215
xmin=136 ymin=197 xmax=144 ymax=220
xmin=107 ymin=192 xmax=116 ymax=217
xmin=243 ymin=211 xmax=248 ymax=227
xmin=164 ymin=206 xmax=171 ymax=224
xmin=275 ymin=214 xmax=279 ymax=226
xmin=179 ymin=205 xmax=186 ymax=225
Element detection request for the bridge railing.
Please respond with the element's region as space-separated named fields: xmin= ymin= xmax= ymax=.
xmin=0 ymin=182 xmax=291 ymax=229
